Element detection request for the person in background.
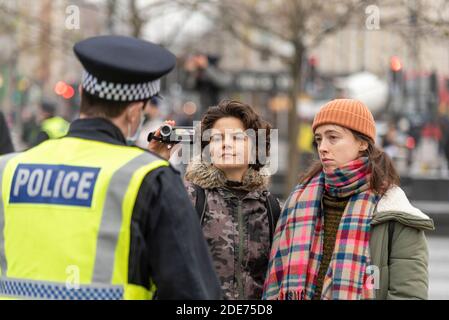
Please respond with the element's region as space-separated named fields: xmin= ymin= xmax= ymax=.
xmin=32 ymin=100 xmax=70 ymax=146
xmin=183 ymin=54 xmax=231 ymax=115
xmin=0 ymin=111 xmax=14 ymax=155
xmin=20 ymin=107 xmax=40 ymax=149
xmin=437 ymin=115 xmax=449 ymax=171
xmin=297 ymin=118 xmax=315 ymax=170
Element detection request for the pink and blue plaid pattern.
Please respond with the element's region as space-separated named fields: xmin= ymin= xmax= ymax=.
xmin=263 ymin=157 xmax=378 ymax=300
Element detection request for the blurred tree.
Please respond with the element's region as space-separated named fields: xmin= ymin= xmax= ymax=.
xmin=175 ymin=0 xmax=449 ymax=195
xmin=178 ymin=0 xmax=370 ymax=195
xmin=124 ymin=0 xmax=200 ymax=45
xmin=128 ymin=0 xmax=145 ymax=37
xmin=38 ymin=0 xmax=53 ymax=86
xmin=106 ymin=0 xmax=118 ymax=34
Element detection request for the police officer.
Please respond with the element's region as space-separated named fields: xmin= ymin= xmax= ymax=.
xmin=0 ymin=35 xmax=221 ymax=300
xmin=32 ymin=100 xmax=70 ymax=146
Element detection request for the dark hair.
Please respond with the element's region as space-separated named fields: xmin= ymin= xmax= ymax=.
xmin=80 ymin=90 xmax=147 ymax=118
xmin=300 ymin=129 xmax=400 ymax=196
xmin=200 ymin=99 xmax=272 ymax=171
xmin=41 ymin=100 xmax=56 ymax=116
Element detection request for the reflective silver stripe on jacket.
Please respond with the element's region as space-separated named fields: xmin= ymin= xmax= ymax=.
xmin=92 ymin=152 xmax=166 ymax=283
xmin=0 ymin=153 xmax=20 ymax=276
xmin=0 ymin=277 xmax=124 ymax=300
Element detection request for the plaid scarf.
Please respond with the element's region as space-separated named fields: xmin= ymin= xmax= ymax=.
xmin=263 ymin=157 xmax=378 ymax=300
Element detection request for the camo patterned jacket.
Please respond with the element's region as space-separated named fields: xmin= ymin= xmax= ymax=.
xmin=184 ymin=161 xmax=275 ymax=300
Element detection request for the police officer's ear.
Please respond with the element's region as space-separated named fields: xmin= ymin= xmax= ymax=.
xmin=126 ymin=102 xmax=145 ymax=123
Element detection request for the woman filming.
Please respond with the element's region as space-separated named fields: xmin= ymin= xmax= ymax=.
xmin=150 ymin=100 xmax=281 ymax=300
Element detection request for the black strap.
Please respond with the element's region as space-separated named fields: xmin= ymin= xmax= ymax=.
xmin=387 ymin=220 xmax=395 ymax=265
xmin=147 ymin=131 xmax=164 ymax=143
xmin=193 ymin=184 xmax=207 ymax=223
xmin=266 ymin=193 xmax=281 ymax=246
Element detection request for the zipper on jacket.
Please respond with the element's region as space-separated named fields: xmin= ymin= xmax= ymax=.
xmin=236 ymin=199 xmax=244 ymax=299
xmin=199 ymin=190 xmax=207 ymax=225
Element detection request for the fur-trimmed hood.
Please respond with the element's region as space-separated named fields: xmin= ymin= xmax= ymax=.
xmin=372 ymin=186 xmax=435 ymax=231
xmin=183 ymin=161 xmax=274 ymax=300
xmin=184 ymin=160 xmax=270 ymax=192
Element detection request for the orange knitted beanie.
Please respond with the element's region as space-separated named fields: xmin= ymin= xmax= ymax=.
xmin=312 ymin=99 xmax=376 ymax=141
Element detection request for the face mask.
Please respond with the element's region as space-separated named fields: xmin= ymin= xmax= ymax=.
xmin=126 ymin=111 xmax=145 ymax=146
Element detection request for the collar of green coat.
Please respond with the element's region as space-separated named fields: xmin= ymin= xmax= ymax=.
xmin=184 ymin=158 xmax=270 ymax=192
xmin=372 ymin=186 xmax=435 ymax=231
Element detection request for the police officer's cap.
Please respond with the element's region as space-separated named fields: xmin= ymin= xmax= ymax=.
xmin=74 ymin=35 xmax=176 ymax=103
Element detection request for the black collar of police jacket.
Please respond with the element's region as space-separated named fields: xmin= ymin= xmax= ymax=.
xmin=67 ymin=117 xmax=128 ymax=146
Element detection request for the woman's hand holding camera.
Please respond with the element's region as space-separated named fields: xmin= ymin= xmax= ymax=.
xmin=148 ymin=120 xmax=177 ymax=160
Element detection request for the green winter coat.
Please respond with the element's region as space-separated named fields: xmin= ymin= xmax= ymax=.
xmin=369 ymin=186 xmax=435 ymax=300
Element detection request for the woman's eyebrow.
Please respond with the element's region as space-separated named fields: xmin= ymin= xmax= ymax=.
xmin=212 ymin=129 xmax=244 ymax=132
xmin=315 ymin=130 xmax=340 ymax=137
xmin=210 ymin=132 xmax=223 ymax=137
xmin=323 ymin=130 xmax=341 ymax=135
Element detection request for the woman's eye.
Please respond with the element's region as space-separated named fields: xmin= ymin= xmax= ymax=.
xmin=233 ymin=134 xmax=246 ymax=141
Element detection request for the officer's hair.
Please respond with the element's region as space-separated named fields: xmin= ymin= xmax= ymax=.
xmin=80 ymin=90 xmax=146 ymax=118
xmin=201 ymin=99 xmax=272 ymax=171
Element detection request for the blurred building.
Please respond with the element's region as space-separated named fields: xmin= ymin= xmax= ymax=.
xmin=0 ymin=0 xmax=107 ymax=113
xmin=188 ymin=1 xmax=449 ymax=78
xmin=314 ymin=3 xmax=449 ymax=78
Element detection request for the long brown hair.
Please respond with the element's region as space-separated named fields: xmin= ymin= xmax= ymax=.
xmin=299 ymin=129 xmax=400 ymax=196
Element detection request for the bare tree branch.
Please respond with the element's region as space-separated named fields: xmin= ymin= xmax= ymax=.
xmin=307 ymin=0 xmax=371 ymax=48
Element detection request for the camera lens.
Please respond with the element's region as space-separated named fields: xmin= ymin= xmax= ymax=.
xmin=160 ymin=124 xmax=172 ymax=137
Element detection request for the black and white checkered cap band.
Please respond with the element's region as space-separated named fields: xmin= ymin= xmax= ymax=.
xmin=82 ymin=71 xmax=160 ymax=102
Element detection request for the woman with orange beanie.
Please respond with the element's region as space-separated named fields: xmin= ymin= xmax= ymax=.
xmin=263 ymin=99 xmax=434 ymax=300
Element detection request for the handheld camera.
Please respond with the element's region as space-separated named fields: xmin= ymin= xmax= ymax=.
xmin=148 ymin=124 xmax=195 ymax=144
